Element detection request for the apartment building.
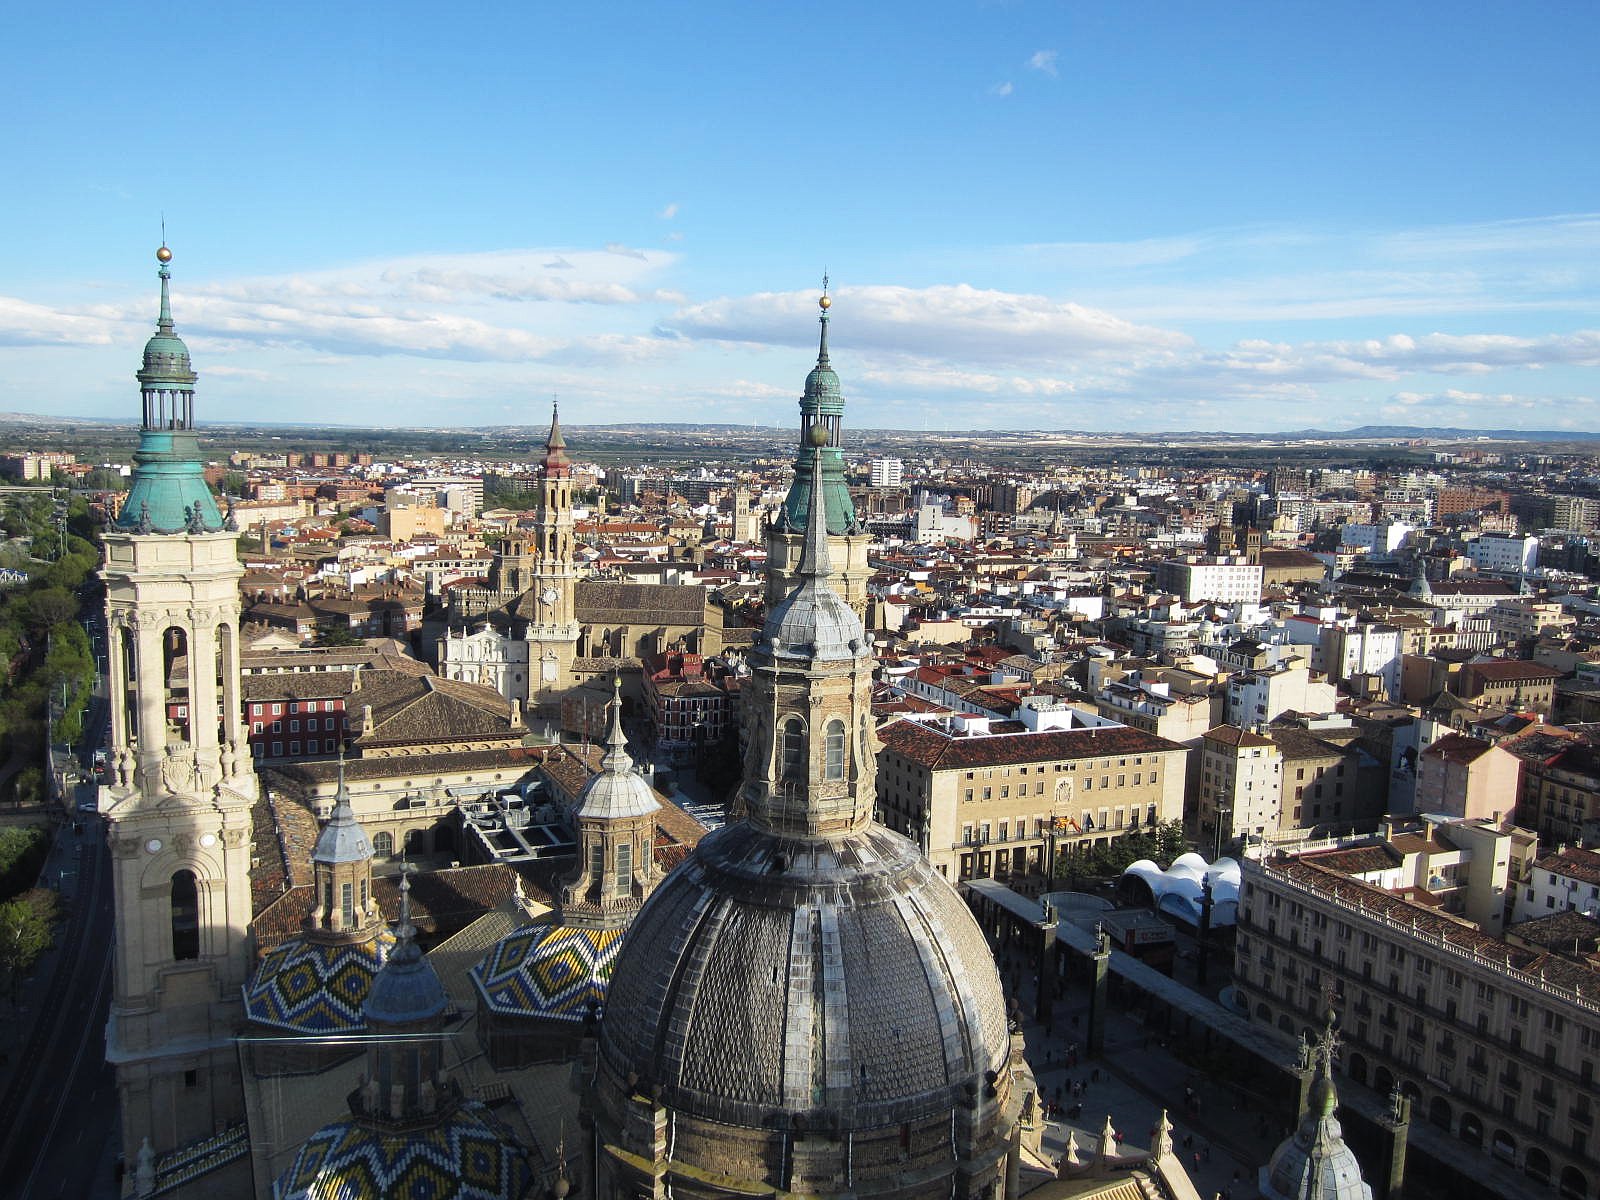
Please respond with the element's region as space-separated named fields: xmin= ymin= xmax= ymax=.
xmin=1512 ymin=847 xmax=1600 ymax=925
xmin=1236 ymin=847 xmax=1595 ymax=1198
xmin=1224 ymin=661 xmax=1338 ymax=728
xmin=1195 ymin=725 xmax=1283 ymax=849
xmin=1468 ymin=534 xmax=1539 ymax=575
xmin=1154 ymin=555 xmax=1264 ymax=605
xmin=1416 ymin=733 xmax=1524 ymax=822
xmin=1507 ymin=726 xmax=1600 ymax=847
xmin=875 ymin=711 xmax=1188 ymax=882
xmin=1269 ymin=719 xmax=1382 ymax=837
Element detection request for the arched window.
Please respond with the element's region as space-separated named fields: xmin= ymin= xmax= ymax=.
xmin=824 ymin=720 xmax=846 ymax=781
xmin=170 ymin=870 xmax=199 ymax=961
xmin=372 ymin=831 xmax=394 ymax=858
xmin=781 ymin=720 xmax=805 ymax=781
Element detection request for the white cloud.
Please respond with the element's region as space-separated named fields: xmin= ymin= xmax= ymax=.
xmin=1027 ymin=49 xmax=1058 ymax=76
xmin=659 ymin=202 xmax=679 ymax=220
xmin=667 ymin=283 xmax=1190 ymax=364
xmin=991 ymin=81 xmax=1014 ymax=97
xmin=1016 ymin=214 xmax=1600 ymax=323
xmin=858 ymin=364 xmax=1075 ymax=396
xmin=0 ymin=296 xmax=118 ymax=348
xmin=6 ymin=216 xmax=1598 ymax=432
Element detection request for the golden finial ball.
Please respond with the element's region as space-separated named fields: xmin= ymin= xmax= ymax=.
xmin=808 ymin=423 xmax=830 ymax=447
xmin=156 ymin=245 xmax=172 ymax=263
xmin=818 ymin=294 xmax=831 ymax=310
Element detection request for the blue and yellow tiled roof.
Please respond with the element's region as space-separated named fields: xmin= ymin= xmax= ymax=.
xmin=243 ymin=930 xmax=395 ymax=1034
xmin=470 ymin=923 xmax=622 ymax=1022
xmin=272 ymin=1104 xmax=534 ymax=1200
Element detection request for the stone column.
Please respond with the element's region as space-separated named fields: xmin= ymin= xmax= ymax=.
xmin=216 ymin=613 xmax=244 ymax=765
xmin=1376 ymin=1089 xmax=1411 ymax=1200
xmin=187 ymin=614 xmax=219 ymax=770
xmin=135 ymin=616 xmax=169 ymax=785
xmin=1087 ymin=926 xmax=1111 ymax=1058
xmin=1035 ymin=907 xmax=1057 ymax=1031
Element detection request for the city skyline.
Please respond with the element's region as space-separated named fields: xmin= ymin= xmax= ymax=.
xmin=4 ymin=2 xmax=1597 ymax=432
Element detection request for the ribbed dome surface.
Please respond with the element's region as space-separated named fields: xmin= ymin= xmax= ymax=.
xmin=803 ymin=361 xmax=840 ymax=400
xmin=1259 ymin=1077 xmax=1373 ymax=1200
xmin=763 ymin=575 xmax=865 ymax=661
xmin=140 ymin=332 xmax=194 ymax=381
xmin=599 ymin=820 xmax=1011 ymax=1130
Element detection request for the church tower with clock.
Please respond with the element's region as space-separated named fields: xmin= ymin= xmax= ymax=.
xmin=99 ymin=247 xmax=257 ymax=1166
xmin=525 ymin=403 xmax=581 ymax=716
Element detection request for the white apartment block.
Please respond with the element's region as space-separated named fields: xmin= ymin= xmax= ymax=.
xmin=1468 ymin=534 xmax=1539 ymax=575
xmin=1225 ymin=663 xmax=1339 ymax=728
xmin=1322 ymin=622 xmax=1403 ymax=699
xmin=1156 ymin=555 xmax=1264 ymax=605
xmin=868 ymin=457 xmax=904 ymax=488
xmin=1512 ymin=847 xmax=1600 ymax=925
xmin=1340 ymin=522 xmax=1414 ymax=556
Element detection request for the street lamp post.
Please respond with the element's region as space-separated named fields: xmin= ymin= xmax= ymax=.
xmin=1196 ymin=874 xmax=1214 ymax=988
xmin=1213 ymin=797 xmax=1233 ymax=863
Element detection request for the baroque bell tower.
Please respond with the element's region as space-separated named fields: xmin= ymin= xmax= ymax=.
xmin=100 ymin=246 xmax=256 ymax=1164
xmin=526 ymin=403 xmax=580 ymax=715
xmin=764 ymin=280 xmax=872 ymax=618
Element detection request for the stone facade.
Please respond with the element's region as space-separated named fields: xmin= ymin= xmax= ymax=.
xmin=1236 ymin=854 xmax=1598 ymax=1198
xmin=99 ymin=253 xmax=259 ymax=1169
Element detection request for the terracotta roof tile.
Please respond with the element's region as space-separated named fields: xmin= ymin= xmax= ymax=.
xmin=877 ymin=719 xmax=1185 ymax=771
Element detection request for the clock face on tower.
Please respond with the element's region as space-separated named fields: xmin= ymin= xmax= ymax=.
xmin=540 ymin=586 xmax=558 ymax=606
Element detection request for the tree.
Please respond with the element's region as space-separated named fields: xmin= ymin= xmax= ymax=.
xmin=0 ymin=825 xmax=48 ymax=897
xmin=314 ymin=623 xmax=361 ymax=647
xmin=0 ymin=891 xmax=55 ymax=1006
xmin=24 ymin=587 xmax=76 ymax=630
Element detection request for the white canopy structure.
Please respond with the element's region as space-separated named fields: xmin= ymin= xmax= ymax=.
xmin=1119 ymin=853 xmax=1241 ymax=928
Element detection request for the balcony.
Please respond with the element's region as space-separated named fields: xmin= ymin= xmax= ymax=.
xmin=1499 ymin=1071 xmax=1523 ymax=1092
xmin=1466 ymin=1057 xmax=1489 ymax=1076
xmin=1435 ymin=1039 xmax=1457 ymax=1060
xmin=1533 ymin=1085 xmax=1556 ymax=1108
xmin=1571 ymin=1106 xmax=1593 ymax=1128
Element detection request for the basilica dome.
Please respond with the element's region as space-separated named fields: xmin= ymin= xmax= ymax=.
xmin=599 ymin=818 xmax=1011 ymax=1131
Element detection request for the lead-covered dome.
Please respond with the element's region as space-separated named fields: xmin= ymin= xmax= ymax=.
xmin=599 ymin=820 xmax=1011 ymax=1130
xmin=1260 ymin=1012 xmax=1373 ymax=1200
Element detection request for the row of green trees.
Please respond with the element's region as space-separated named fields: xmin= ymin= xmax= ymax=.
xmin=0 ymin=493 xmax=100 ymax=796
xmin=1054 ymin=818 xmax=1190 ymax=883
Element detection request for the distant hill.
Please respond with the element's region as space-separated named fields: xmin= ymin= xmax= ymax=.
xmin=0 ymin=410 xmax=1596 ymax=441
xmin=1263 ymin=425 xmax=1600 ymax=442
xmin=0 ymin=411 xmax=121 ymax=426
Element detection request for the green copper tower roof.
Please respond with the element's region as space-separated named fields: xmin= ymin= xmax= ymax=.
xmin=115 ymin=247 xmax=224 ymax=536
xmin=779 ymin=280 xmax=858 ymax=535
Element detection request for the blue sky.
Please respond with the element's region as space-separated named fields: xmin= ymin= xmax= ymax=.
xmin=4 ymin=2 xmax=1597 ymax=432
